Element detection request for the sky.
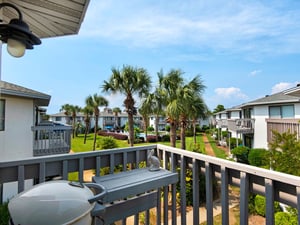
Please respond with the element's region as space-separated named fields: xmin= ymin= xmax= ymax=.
xmin=1 ymin=0 xmax=300 ymax=114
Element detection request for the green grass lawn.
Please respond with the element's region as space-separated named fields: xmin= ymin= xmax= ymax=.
xmin=71 ymin=133 xmax=206 ymax=153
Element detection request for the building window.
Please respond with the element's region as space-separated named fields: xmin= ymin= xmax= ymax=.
xmin=0 ymin=99 xmax=5 ymax=131
xmin=269 ymin=105 xmax=294 ymax=118
xmin=55 ymin=117 xmax=62 ymax=121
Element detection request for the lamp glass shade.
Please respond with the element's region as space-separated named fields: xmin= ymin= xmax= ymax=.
xmin=7 ymin=38 xmax=26 ymax=57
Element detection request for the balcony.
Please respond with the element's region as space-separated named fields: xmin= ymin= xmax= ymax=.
xmin=266 ymin=118 xmax=300 ymax=143
xmin=1 ymin=144 xmax=300 ymax=225
xmin=31 ymin=124 xmax=72 ymax=156
xmin=217 ymin=119 xmax=255 ymax=134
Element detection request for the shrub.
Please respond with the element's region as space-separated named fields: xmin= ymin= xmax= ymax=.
xmin=229 ymin=137 xmax=242 ymax=149
xmin=0 ymin=202 xmax=9 ymax=225
xmin=146 ymin=135 xmax=158 ymax=143
xmin=165 ymin=125 xmax=170 ymax=132
xmin=161 ymin=134 xmax=170 ymax=142
xmin=176 ymin=168 xmax=219 ymax=206
xmin=231 ymin=146 xmax=250 ymax=164
xmin=254 ymin=195 xmax=281 ymax=217
xmin=98 ymin=136 xmax=118 ymax=149
xmin=248 ymin=148 xmax=270 ymax=168
xmin=98 ymin=131 xmax=128 ymax=140
xmin=185 ymin=130 xmax=194 ymax=137
xmin=147 ymin=126 xmax=154 ymax=132
xmin=275 ymin=212 xmax=297 ymax=225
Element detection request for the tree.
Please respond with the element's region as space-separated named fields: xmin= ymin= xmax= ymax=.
xmin=81 ymin=106 xmax=93 ymax=144
xmin=160 ymin=69 xmax=184 ymax=147
xmin=139 ymin=100 xmax=151 ymax=141
xmin=112 ymin=107 xmax=122 ymax=130
xmin=213 ymin=104 xmax=225 ymax=113
xmin=177 ymin=75 xmax=206 ymax=149
xmin=189 ymin=95 xmax=208 ymax=144
xmin=102 ymin=65 xmax=151 ymax=146
xmin=85 ymin=94 xmax=109 ymax=150
xmin=60 ymin=104 xmax=81 ymax=138
xmin=269 ymin=130 xmax=300 ymax=176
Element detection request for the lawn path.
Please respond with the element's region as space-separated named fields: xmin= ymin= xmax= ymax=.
xmin=202 ymin=133 xmax=216 ymax=156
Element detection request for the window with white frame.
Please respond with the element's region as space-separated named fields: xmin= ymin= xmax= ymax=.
xmin=0 ymin=99 xmax=5 ymax=131
xmin=269 ymin=105 xmax=294 ymax=118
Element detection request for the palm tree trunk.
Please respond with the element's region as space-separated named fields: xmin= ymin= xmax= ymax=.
xmin=128 ymin=113 xmax=135 ymax=147
xmin=170 ymin=122 xmax=177 ymax=147
xmin=93 ymin=116 xmax=98 ymax=150
xmin=155 ymin=114 xmax=159 ymax=141
xmin=180 ymin=120 xmax=187 ymax=150
xmin=193 ymin=120 xmax=197 ymax=144
xmin=84 ymin=120 xmax=90 ymax=144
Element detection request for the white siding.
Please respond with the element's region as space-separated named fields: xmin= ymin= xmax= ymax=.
xmin=0 ymin=97 xmax=34 ymax=161
xmin=253 ymin=105 xmax=268 ymax=149
xmin=294 ymin=103 xmax=300 ymax=118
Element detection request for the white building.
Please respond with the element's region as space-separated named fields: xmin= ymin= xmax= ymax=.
xmin=0 ymin=81 xmax=51 ymax=161
xmin=214 ymin=84 xmax=300 ymax=149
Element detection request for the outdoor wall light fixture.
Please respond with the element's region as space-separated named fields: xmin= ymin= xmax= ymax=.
xmin=0 ymin=3 xmax=41 ymax=57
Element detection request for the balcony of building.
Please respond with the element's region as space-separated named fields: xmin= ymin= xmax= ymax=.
xmin=31 ymin=123 xmax=72 ymax=156
xmin=266 ymin=118 xmax=300 ymax=143
xmin=1 ymin=144 xmax=300 ymax=225
xmin=216 ymin=118 xmax=255 ymax=134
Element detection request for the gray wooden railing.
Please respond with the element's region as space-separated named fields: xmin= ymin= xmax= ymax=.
xmin=1 ymin=144 xmax=300 ymax=225
xmin=31 ymin=125 xmax=72 ymax=156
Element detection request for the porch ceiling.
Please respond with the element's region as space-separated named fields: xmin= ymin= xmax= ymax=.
xmin=0 ymin=0 xmax=90 ymax=39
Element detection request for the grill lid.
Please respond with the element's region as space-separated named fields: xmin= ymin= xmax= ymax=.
xmin=8 ymin=180 xmax=95 ymax=225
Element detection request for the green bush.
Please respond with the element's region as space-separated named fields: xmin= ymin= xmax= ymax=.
xmin=231 ymin=146 xmax=250 ymax=164
xmin=0 ymin=202 xmax=9 ymax=225
xmin=176 ymin=168 xmax=219 ymax=206
xmin=229 ymin=137 xmax=242 ymax=149
xmin=254 ymin=195 xmax=281 ymax=217
xmin=98 ymin=136 xmax=118 ymax=149
xmin=275 ymin=212 xmax=297 ymax=225
xmin=248 ymin=148 xmax=270 ymax=168
xmin=185 ymin=130 xmax=194 ymax=137
xmin=147 ymin=126 xmax=154 ymax=132
xmin=165 ymin=125 xmax=170 ymax=132
xmin=161 ymin=134 xmax=170 ymax=142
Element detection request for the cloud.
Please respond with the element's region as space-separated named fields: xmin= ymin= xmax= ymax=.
xmin=249 ymin=70 xmax=262 ymax=76
xmin=271 ymin=82 xmax=299 ymax=94
xmin=215 ymin=87 xmax=248 ymax=99
xmin=81 ymin=0 xmax=300 ymax=57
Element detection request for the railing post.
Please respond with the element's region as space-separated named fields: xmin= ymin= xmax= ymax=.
xmin=265 ymin=178 xmax=274 ymax=225
xmin=221 ymin=165 xmax=229 ymax=225
xmin=39 ymin=161 xmax=46 ymax=183
xmin=240 ymin=172 xmax=249 ymax=225
xmin=297 ymin=186 xmax=300 ymax=225
xmin=180 ymin=155 xmax=187 ymax=225
xmin=171 ymin=152 xmax=177 ymax=225
xmin=17 ymin=165 xmax=25 ymax=193
xmin=192 ymin=159 xmax=200 ymax=225
xmin=205 ymin=162 xmax=213 ymax=225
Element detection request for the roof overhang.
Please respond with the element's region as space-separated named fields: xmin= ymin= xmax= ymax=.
xmin=0 ymin=0 xmax=90 ymax=39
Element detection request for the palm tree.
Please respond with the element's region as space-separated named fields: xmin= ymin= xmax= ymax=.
xmin=85 ymin=94 xmax=109 ymax=150
xmin=102 ymin=65 xmax=151 ymax=146
xmin=60 ymin=104 xmax=81 ymax=138
xmin=177 ymin=75 xmax=206 ymax=149
xmin=82 ymin=106 xmax=93 ymax=144
xmin=189 ymin=95 xmax=208 ymax=144
xmin=160 ymin=69 xmax=184 ymax=147
xmin=112 ymin=107 xmax=122 ymax=130
xmin=60 ymin=103 xmax=72 ymax=125
xmin=139 ymin=98 xmax=152 ymax=141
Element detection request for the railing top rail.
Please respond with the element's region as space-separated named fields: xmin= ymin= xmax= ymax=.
xmin=157 ymin=144 xmax=300 ymax=186
xmin=31 ymin=125 xmax=72 ymax=131
xmin=0 ymin=145 xmax=157 ymax=167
